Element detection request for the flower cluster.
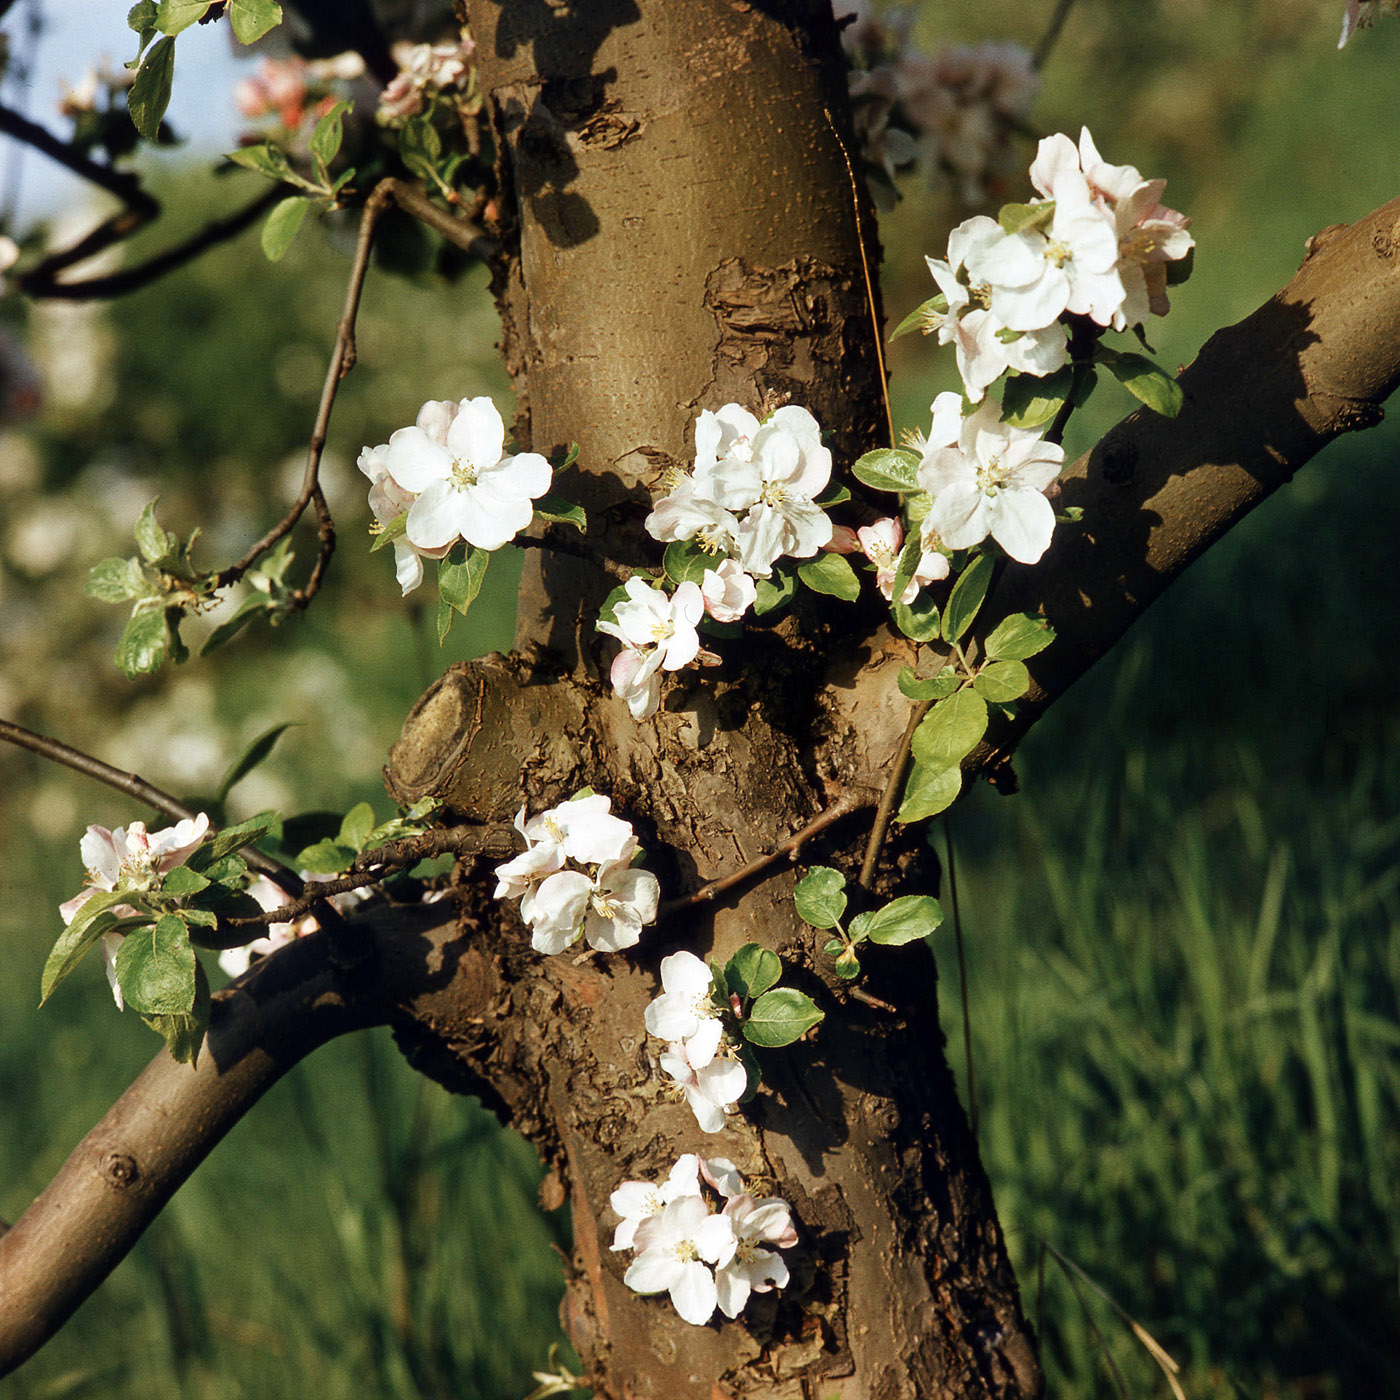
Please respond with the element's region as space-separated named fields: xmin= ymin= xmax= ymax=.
xmin=835 ymin=2 xmax=1039 ymax=208
xmin=359 ymin=395 xmax=551 ymax=595
xmin=925 ymin=128 xmax=1192 ymax=404
xmin=60 ymin=814 xmax=210 ymax=1009
xmin=493 ymin=794 xmax=660 ymax=955
xmin=1339 ymin=0 xmax=1400 ymax=45
xmin=645 ymin=403 xmax=835 ymax=580
xmin=841 ymin=515 xmax=949 ymax=603
xmin=378 ymin=31 xmax=478 ymax=125
xmin=612 ymin=1154 xmax=797 ymax=1325
xmin=646 ymin=951 xmax=748 ymax=1132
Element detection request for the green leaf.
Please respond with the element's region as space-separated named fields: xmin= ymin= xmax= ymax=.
xmin=1000 ymin=365 xmax=1074 ymax=430
xmin=797 ymin=553 xmax=860 ymax=601
xmin=261 ymin=197 xmax=309 ymax=261
xmin=847 ymin=909 xmax=874 ymax=945
xmin=161 ymin=865 xmax=210 ymax=897
xmin=753 ymin=570 xmax=796 ymax=616
xmin=1104 ymin=350 xmax=1183 ymax=418
xmin=941 ymin=551 xmax=996 ymax=644
xmin=897 ymin=760 xmax=963 ymax=824
xmin=892 ymin=592 xmax=941 ymax=642
xmin=725 ymin=944 xmax=782 ymax=1002
xmin=127 ymin=1 xmax=159 ymax=47
xmin=822 ymin=936 xmax=847 ymax=961
xmin=87 ymin=556 xmax=153 ymax=603
xmin=863 ymin=894 xmax=944 ymax=946
xmin=197 ymin=853 xmax=248 ymax=888
xmin=134 ymin=498 xmax=174 ymax=563
xmin=973 ymin=659 xmax=1031 ymax=703
xmin=999 ymin=200 xmax=1055 ymax=236
xmin=398 ymin=115 xmax=443 ymax=185
xmin=117 ymin=604 xmax=173 ymax=678
xmin=596 ymin=583 xmax=630 ymax=629
xmin=743 ymin=988 xmax=824 ymax=1047
xmin=889 ymin=294 xmax=945 ymax=341
xmin=337 ymin=801 xmax=376 ymax=852
xmin=794 ymin=866 xmax=847 ymax=929
xmin=128 ymin=35 xmax=176 ymax=141
xmin=816 ymin=483 xmax=850 ymax=507
xmin=228 ymin=0 xmax=283 ymax=43
xmin=115 ymin=914 xmax=197 ymax=1015
xmin=370 ymin=509 xmax=408 ymax=552
xmin=663 ymin=539 xmax=713 ymax=587
xmin=153 ymin=0 xmax=210 ymax=36
xmin=309 ymin=98 xmax=348 ymax=168
xmin=438 ymin=545 xmax=489 ymax=615
xmin=200 ymin=596 xmax=266 ymax=656
xmin=40 ymin=896 xmax=128 ymax=1005
xmin=141 ymin=961 xmax=210 ymax=1067
xmin=225 ymin=141 xmax=297 ymax=184
xmin=834 ymin=947 xmax=862 ymax=979
xmin=851 ymin=447 xmax=920 ymax=494
xmin=193 ymin=814 xmax=272 ymax=866
xmin=911 ymin=688 xmax=988 ymax=771
xmin=984 ymin=612 xmax=1054 ymax=661
xmin=215 ymin=722 xmax=295 ymax=805
xmin=887 ymin=533 xmax=923 ymax=610
xmin=533 ymin=494 xmax=587 ymax=532
xmin=897 ymin=667 xmax=939 ymax=701
xmin=295 ymin=838 xmax=354 ymax=875
xmin=436 ymin=593 xmax=455 ymax=646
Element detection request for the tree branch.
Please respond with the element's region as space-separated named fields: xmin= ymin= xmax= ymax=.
xmin=0 ymin=718 xmax=302 ymax=895
xmin=983 ymin=194 xmax=1400 ymax=761
xmin=0 ymin=899 xmax=458 ymax=1376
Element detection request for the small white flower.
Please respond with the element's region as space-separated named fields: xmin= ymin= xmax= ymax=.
xmin=609 ymin=1154 xmax=703 ymax=1251
xmin=856 ymin=516 xmax=949 ymax=604
xmin=60 ymin=814 xmax=211 ymax=1009
xmin=660 ymin=1040 xmax=748 ymax=1133
xmin=526 ymin=857 xmax=660 ymax=956
xmin=714 ymin=1193 xmax=799 ymax=1319
xmin=383 ymin=396 xmax=551 ymax=552
xmin=597 ymin=579 xmax=706 ymax=721
xmin=917 ymin=397 xmax=1065 ymax=564
xmin=624 ymin=1195 xmax=737 ymax=1326
xmin=645 ymin=950 xmax=725 ymax=1067
xmin=699 ymin=559 xmax=757 ymax=623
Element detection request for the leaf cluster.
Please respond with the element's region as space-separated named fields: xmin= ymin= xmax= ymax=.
xmin=795 ymin=866 xmax=944 ymax=980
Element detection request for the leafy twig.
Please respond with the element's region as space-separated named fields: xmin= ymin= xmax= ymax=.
xmin=0 ymin=718 xmax=302 ymax=895
xmin=659 ymin=786 xmax=878 ymax=918
xmin=857 ymin=699 xmax=932 ymax=889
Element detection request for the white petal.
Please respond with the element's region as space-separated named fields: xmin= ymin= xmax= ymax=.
xmin=989 ymin=490 xmax=1057 ymax=565
xmin=669 ymin=1261 xmax=719 ymax=1325
xmin=446 ymin=396 xmax=505 ymax=469
xmin=386 ymin=426 xmax=454 ymax=494
xmin=405 ymin=479 xmax=467 ymax=550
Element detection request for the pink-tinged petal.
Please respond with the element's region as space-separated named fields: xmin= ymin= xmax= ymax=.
xmin=446 ymin=396 xmax=505 ymax=469
xmin=404 ymin=479 xmax=466 ymax=550
xmin=415 ymin=397 xmax=458 ymax=443
xmin=102 ymin=930 xmax=126 ymax=1010
xmin=701 ymin=1157 xmax=744 ymax=1197
xmin=386 ymin=426 xmax=453 ymax=493
xmin=989 ymin=490 xmax=1056 ymax=565
xmin=669 ymin=1261 xmax=719 ymax=1325
xmin=392 ymin=541 xmax=425 ymax=595
xmin=77 ymin=825 xmax=122 ymax=885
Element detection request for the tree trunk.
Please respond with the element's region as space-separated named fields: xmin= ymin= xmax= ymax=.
xmin=380 ymin=4 xmax=1044 ymax=1396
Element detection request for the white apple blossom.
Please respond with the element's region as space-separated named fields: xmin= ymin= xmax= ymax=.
xmin=660 ymin=1039 xmax=748 ymax=1134
xmin=924 ymin=217 xmax=1067 ymax=402
xmin=918 ymin=396 xmax=1065 ymax=565
xmin=597 ymin=578 xmax=705 ymax=721
xmin=970 ymin=176 xmax=1125 ymax=331
xmin=60 ymin=814 xmax=211 ymax=1009
xmin=609 ymin=1154 xmax=703 ymax=1251
xmin=359 ymin=442 xmax=451 ymax=596
xmin=382 ymin=396 xmax=551 ymax=553
xmin=523 ymin=856 xmax=660 ymax=956
xmin=700 ymin=559 xmax=757 ymax=624
xmin=623 ymin=1195 xmax=737 ymax=1326
xmin=715 ymin=1193 xmax=799 ymax=1319
xmin=645 ymin=950 xmax=726 ymax=1068
xmin=856 ymin=516 xmax=950 ymax=604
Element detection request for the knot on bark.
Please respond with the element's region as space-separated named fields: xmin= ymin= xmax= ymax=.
xmin=101 ymin=1153 xmax=139 ymax=1190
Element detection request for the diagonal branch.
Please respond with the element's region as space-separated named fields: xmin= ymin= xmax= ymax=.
xmin=0 ymin=899 xmax=460 ymax=1377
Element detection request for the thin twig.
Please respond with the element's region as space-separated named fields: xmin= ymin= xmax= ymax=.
xmin=0 ymin=718 xmax=302 ymax=895
xmin=825 ymin=108 xmax=895 ymax=448
xmin=659 ymin=787 xmax=878 ymax=918
xmin=381 ymin=176 xmax=496 ymax=260
xmin=214 ymin=179 xmax=400 ymax=596
xmin=16 ymin=187 xmax=282 ymax=301
xmin=1033 ymin=0 xmax=1079 ymax=69
xmin=858 ymin=699 xmax=931 ymax=889
xmin=515 ymin=533 xmax=635 ymax=583
xmin=943 ymin=814 xmax=976 ymax=1137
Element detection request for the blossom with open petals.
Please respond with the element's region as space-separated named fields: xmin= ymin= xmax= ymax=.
xmin=384 ymin=396 xmax=551 ymax=552
xmin=597 ymin=579 xmax=705 ymax=720
xmin=60 ymin=814 xmax=211 ymax=1009
xmin=660 ymin=1040 xmax=748 ymax=1133
xmin=917 ymin=395 xmax=1064 ymax=564
xmin=623 ymin=1196 xmax=737 ymax=1325
xmin=526 ymin=856 xmax=660 ymax=955
xmin=856 ymin=516 xmax=949 ymax=604
xmin=609 ymin=1154 xmax=703 ymax=1251
xmin=715 ymin=1193 xmax=799 ymax=1318
xmin=645 ymin=950 xmax=725 ymax=1067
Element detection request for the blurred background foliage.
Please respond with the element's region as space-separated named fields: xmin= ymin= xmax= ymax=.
xmin=1 ymin=0 xmax=1398 ymax=1396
